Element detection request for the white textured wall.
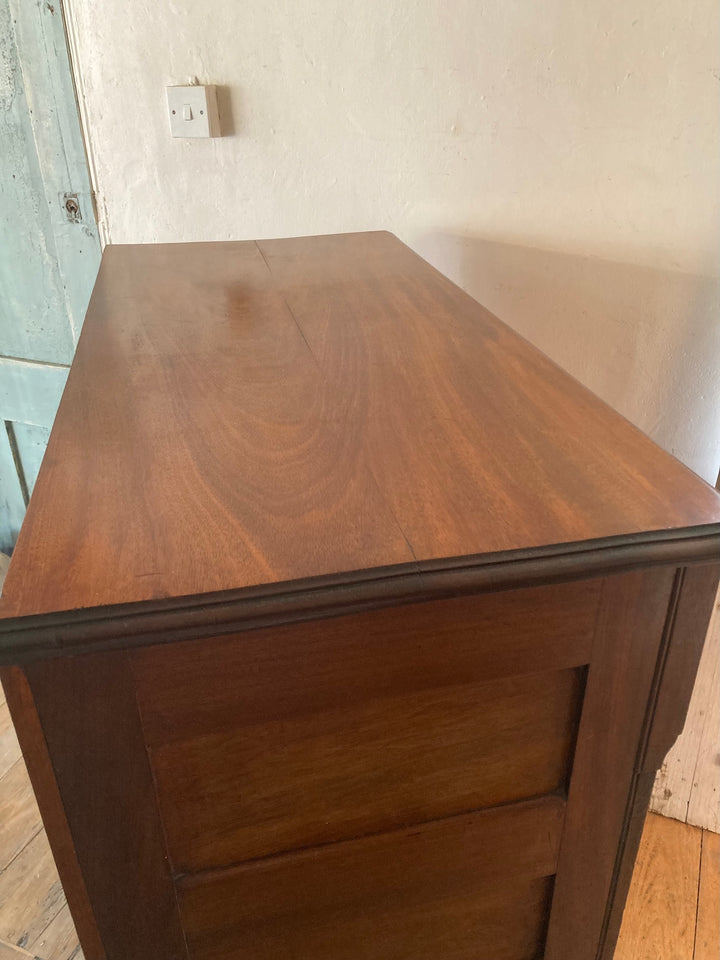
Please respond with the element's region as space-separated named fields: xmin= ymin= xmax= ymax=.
xmin=66 ymin=0 xmax=720 ymax=481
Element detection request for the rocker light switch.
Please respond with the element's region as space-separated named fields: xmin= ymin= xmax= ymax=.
xmin=166 ymin=85 xmax=220 ymax=138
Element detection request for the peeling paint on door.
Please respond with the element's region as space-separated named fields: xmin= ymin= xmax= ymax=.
xmin=0 ymin=0 xmax=100 ymax=551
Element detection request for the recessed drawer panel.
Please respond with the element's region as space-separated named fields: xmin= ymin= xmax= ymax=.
xmin=147 ymin=662 xmax=582 ymax=870
xmin=133 ymin=581 xmax=594 ymax=871
xmin=133 ymin=579 xmax=599 ymax=748
xmin=179 ymin=795 xmax=564 ymax=960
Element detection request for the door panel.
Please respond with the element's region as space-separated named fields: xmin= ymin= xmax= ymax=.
xmin=0 ymin=356 xmax=68 ymax=552
xmin=12 ymin=423 xmax=52 ymax=496
xmin=0 ymin=0 xmax=100 ymax=552
xmin=0 ymin=429 xmax=26 ymax=550
xmin=0 ymin=357 xmax=69 ymax=426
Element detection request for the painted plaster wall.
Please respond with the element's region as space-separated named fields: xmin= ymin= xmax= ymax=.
xmin=65 ymin=0 xmax=720 ymax=482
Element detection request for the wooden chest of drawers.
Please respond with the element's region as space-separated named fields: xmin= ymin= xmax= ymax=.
xmin=1 ymin=232 xmax=719 ymax=960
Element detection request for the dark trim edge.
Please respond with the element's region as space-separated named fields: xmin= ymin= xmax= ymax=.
xmin=1 ymin=525 xmax=719 ymax=664
xmin=595 ymin=567 xmax=686 ymax=960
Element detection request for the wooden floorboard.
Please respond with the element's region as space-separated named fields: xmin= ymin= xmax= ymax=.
xmin=0 ymin=705 xmax=22 ymax=780
xmin=0 ymin=760 xmax=43 ymax=876
xmin=652 ymin=588 xmax=720 ymax=832
xmin=695 ymin=829 xmax=720 ymax=960
xmin=615 ymin=813 xmax=708 ymax=960
xmin=0 ymin=939 xmax=38 ymax=960
xmin=0 ymin=830 xmax=65 ymax=953
xmin=0 ymin=700 xmax=82 ymax=960
xmin=25 ymin=907 xmax=83 ymax=960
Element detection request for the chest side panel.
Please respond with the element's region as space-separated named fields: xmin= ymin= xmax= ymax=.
xmin=132 ymin=579 xmax=599 ymax=873
xmin=16 ymin=565 xmax=716 ymax=960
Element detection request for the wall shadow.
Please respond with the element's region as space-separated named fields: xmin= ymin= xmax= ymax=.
xmin=215 ymin=84 xmax=238 ymax=137
xmin=415 ymin=232 xmax=720 ymax=484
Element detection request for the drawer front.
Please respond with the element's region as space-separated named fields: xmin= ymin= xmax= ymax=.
xmin=149 ymin=664 xmax=582 ymax=870
xmin=133 ymin=579 xmax=599 ymax=749
xmin=179 ymin=795 xmax=564 ymax=960
xmin=132 ymin=582 xmax=594 ymax=872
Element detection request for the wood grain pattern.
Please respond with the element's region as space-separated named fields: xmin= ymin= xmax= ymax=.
xmin=1 ymin=233 xmax=719 ymax=960
xmin=0 ymin=942 xmax=35 ymax=960
xmin=179 ymin=795 xmax=563 ymax=960
xmin=685 ymin=650 xmax=719 ymax=832
xmin=1 ymin=232 xmax=719 ymax=622
xmin=0 ymin=699 xmax=21 ymax=778
xmin=544 ymin=567 xmax=677 ymax=960
xmin=0 ymin=829 xmax=65 ymax=952
xmin=3 ymin=528 xmax=718 ymax=666
xmin=614 ymin=813 xmax=720 ymax=960
xmin=614 ymin=814 xmax=701 ymax=960
xmin=23 ymin=655 xmax=186 ymax=960
xmin=0 ymin=668 xmax=103 ymax=960
xmin=598 ymin=564 xmax=720 ymax=959
xmin=132 ymin=578 xmax=599 ymax=747
xmin=695 ymin=830 xmax=720 ymax=960
xmin=27 ymin=903 xmax=85 ymax=960
xmin=0 ymin=685 xmax=83 ymax=960
xmin=0 ymin=760 xmax=42 ymax=874
xmin=135 ymin=581 xmax=589 ymax=874
xmin=151 ymin=666 xmax=582 ymax=871
xmin=260 ymin=234 xmax=720 ymax=564
xmin=642 ymin=565 xmax=720 ymax=775
xmin=652 ymin=583 xmax=720 ymax=830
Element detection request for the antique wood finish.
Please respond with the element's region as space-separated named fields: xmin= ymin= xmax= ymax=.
xmin=614 ymin=813 xmax=703 ymax=960
xmin=0 ymin=666 xmax=103 ymax=960
xmin=651 ymin=573 xmax=720 ymax=831
xmin=696 ymin=829 xmax=720 ymax=959
xmin=0 ymin=233 xmax=719 ymax=960
xmin=151 ymin=667 xmax=581 ymax=871
xmin=1 ymin=232 xmax=719 ymax=631
xmin=132 ymin=581 xmax=591 ymax=872
xmin=179 ymin=796 xmax=564 ymax=960
xmin=545 ymin=568 xmax=676 ymax=960
xmin=131 ymin=578 xmax=600 ymax=747
xmin=546 ymin=563 xmax=720 ymax=960
xmin=597 ymin=562 xmax=720 ymax=960
xmin=20 ymin=654 xmax=187 ymax=960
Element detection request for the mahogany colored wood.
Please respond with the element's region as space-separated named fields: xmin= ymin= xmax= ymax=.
xmin=641 ymin=563 xmax=720 ymax=773
xmin=0 ymin=666 xmax=105 ymax=960
xmin=22 ymin=653 xmax=187 ymax=960
xmin=178 ymin=795 xmax=564 ymax=960
xmin=544 ymin=566 xmax=682 ymax=960
xmin=0 ymin=232 xmax=718 ymax=634
xmin=133 ymin=582 xmax=590 ymax=872
xmin=614 ymin=813 xmax=704 ymax=960
xmin=149 ymin=665 xmax=582 ymax=871
xmin=3 ymin=527 xmax=718 ymax=664
xmin=131 ymin=578 xmax=599 ymax=747
xmin=598 ymin=562 xmax=720 ymax=960
xmin=0 ymin=234 xmax=718 ymax=960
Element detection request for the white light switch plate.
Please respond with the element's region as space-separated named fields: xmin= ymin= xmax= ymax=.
xmin=166 ymin=85 xmax=220 ymax=138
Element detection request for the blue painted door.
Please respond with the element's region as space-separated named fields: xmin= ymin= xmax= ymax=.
xmin=0 ymin=0 xmax=100 ymax=552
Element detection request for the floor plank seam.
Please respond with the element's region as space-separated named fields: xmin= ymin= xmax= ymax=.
xmin=19 ymin=898 xmax=68 ymax=960
xmin=691 ymin=830 xmax=704 ymax=960
xmin=0 ymin=755 xmax=22 ymax=788
xmin=0 ymin=935 xmax=39 ymax=958
xmin=0 ymin=823 xmax=44 ymax=878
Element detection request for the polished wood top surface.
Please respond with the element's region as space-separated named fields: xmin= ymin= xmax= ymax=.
xmin=3 ymin=231 xmax=720 ymax=619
